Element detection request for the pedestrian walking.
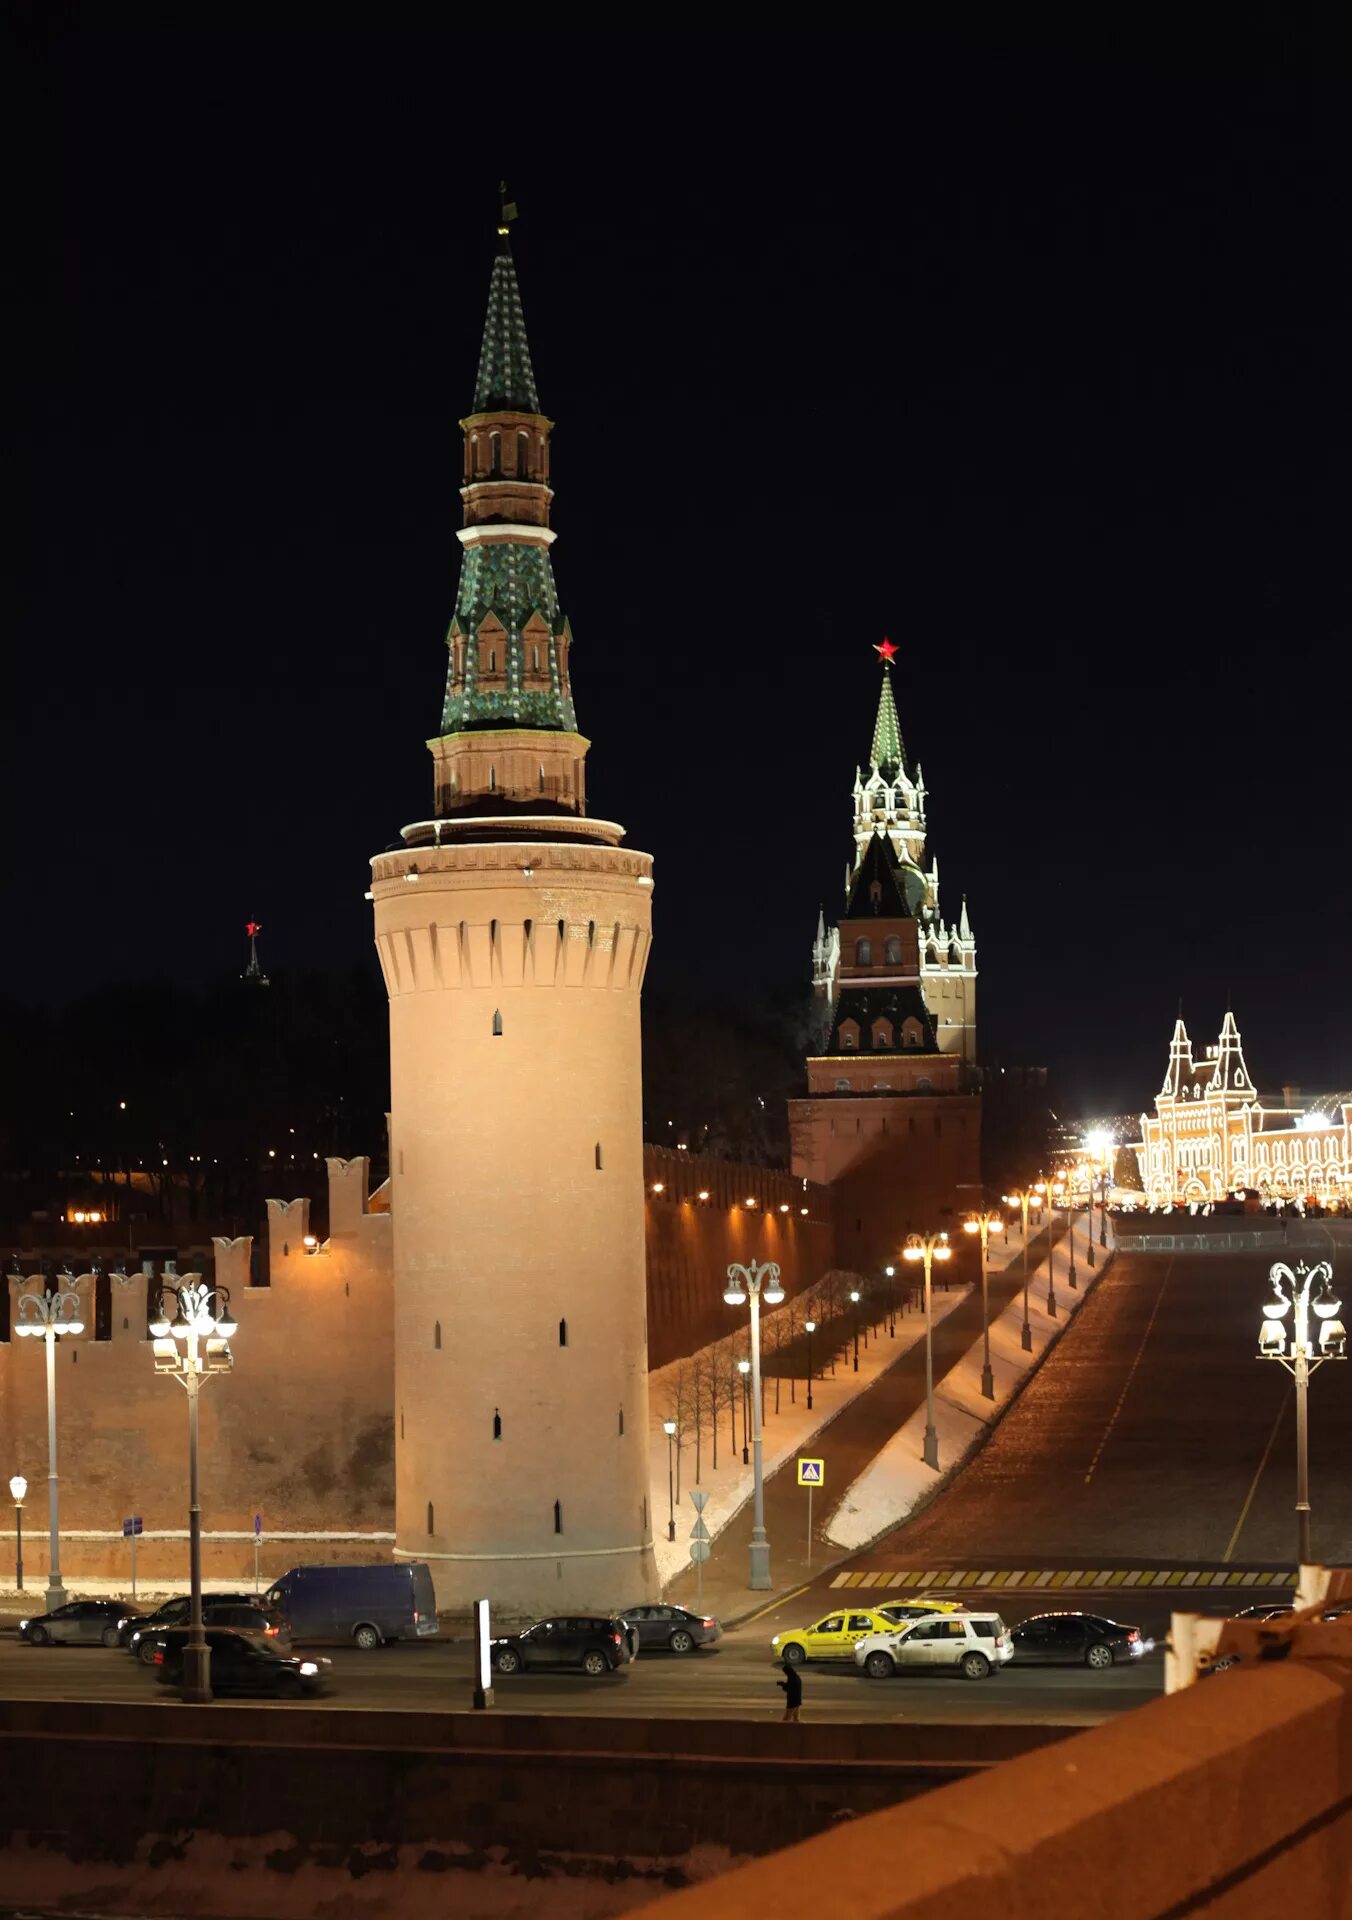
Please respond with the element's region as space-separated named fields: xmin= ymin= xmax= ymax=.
xmin=777 ymin=1655 xmax=802 ymax=1723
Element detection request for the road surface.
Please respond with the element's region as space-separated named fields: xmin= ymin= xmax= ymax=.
xmin=847 ymin=1248 xmax=1352 ymax=1569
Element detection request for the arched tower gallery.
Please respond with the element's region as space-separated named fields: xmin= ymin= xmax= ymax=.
xmin=369 ymin=210 xmax=659 ymax=1612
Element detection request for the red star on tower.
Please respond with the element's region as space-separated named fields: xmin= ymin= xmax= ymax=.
xmin=873 ymin=638 xmax=898 ymax=663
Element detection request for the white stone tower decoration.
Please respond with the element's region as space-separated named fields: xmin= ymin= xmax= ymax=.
xmin=369 ymin=202 xmax=659 ymax=1612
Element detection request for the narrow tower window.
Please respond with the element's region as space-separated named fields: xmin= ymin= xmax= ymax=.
xmin=493 ymin=1408 xmax=502 ymax=1440
xmin=595 ymin=1142 xmax=603 ymax=1170
xmin=434 ymin=1321 xmax=442 ymax=1349
xmin=553 ymin=1500 xmax=563 ymax=1534
xmin=558 ymin=1317 xmax=568 ymax=1347
xmin=490 ymin=431 xmax=500 ymax=473
xmin=618 ymin=1406 xmax=625 ymax=1436
xmin=855 ymin=938 xmax=873 ymax=966
xmin=489 ymin=766 xmax=497 ymax=791
xmin=427 ymin=1502 xmax=434 ymax=1535
xmin=538 ymin=761 xmax=545 ymax=788
xmin=517 ymin=430 xmax=530 ymax=475
xmin=492 ymin=1010 xmax=503 ymax=1036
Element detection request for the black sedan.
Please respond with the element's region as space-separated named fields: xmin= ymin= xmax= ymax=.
xmin=119 ymin=1590 xmax=272 ymax=1648
xmin=491 ymin=1615 xmax=634 ymax=1676
xmin=619 ymin=1604 xmax=723 ymax=1655
xmin=1010 ymin=1612 xmax=1146 ymax=1670
xmin=153 ymin=1627 xmax=328 ymax=1698
xmin=131 ymin=1603 xmax=291 ymax=1665
xmin=20 ymin=1600 xmax=143 ymax=1647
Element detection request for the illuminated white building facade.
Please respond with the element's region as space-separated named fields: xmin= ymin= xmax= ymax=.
xmin=1137 ymin=1011 xmax=1351 ymax=1203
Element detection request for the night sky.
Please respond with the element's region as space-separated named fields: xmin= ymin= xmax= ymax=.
xmin=14 ymin=11 xmax=1346 ymax=1119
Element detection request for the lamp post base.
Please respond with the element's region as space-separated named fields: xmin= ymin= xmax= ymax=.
xmin=472 ymin=1683 xmax=495 ymax=1710
xmin=1047 ymin=1290 xmax=1058 ymax=1318
xmin=923 ymin=1426 xmax=940 ymax=1471
xmin=667 ymin=1520 xmax=676 ymax=1542
xmin=748 ymin=1537 xmax=771 ymax=1591
xmin=1021 ymin=1322 xmax=1033 ymax=1353
xmin=980 ymin=1362 xmax=995 ymax=1400
xmin=44 ymin=1578 xmax=67 ymax=1612
xmin=181 ymin=1641 xmax=213 ymax=1705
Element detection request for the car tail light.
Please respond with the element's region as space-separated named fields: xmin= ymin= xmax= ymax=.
xmin=611 ymin=1632 xmax=623 ymax=1646
xmin=152 ymin=1652 xmax=164 ymax=1666
xmin=264 ymin=1624 xmax=279 ymax=1636
xmin=412 ymin=1609 xmax=420 ymax=1625
xmin=996 ymin=1634 xmax=1008 ymax=1647
xmin=1127 ymin=1630 xmax=1140 ymax=1642
xmin=703 ymin=1618 xmax=715 ymax=1629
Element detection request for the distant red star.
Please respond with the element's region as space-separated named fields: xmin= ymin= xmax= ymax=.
xmin=246 ymin=921 xmax=261 ymax=937
xmin=874 ymin=638 xmax=898 ymax=663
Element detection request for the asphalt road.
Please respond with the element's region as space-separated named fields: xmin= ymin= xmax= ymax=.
xmin=857 ymin=1249 xmax=1352 ymax=1569
xmin=0 ymin=1590 xmax=1163 ymax=1727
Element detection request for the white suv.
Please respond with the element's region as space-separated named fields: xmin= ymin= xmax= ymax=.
xmin=854 ymin=1612 xmax=1013 ymax=1680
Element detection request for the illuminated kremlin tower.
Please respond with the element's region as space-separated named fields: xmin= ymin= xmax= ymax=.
xmin=790 ymin=644 xmax=980 ymax=1270
xmin=369 ymin=206 xmax=659 ymax=1611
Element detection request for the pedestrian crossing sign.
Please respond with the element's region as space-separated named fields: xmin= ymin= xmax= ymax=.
xmin=797 ymin=1458 xmax=824 ymax=1486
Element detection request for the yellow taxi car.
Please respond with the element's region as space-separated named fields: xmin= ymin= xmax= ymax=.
xmin=772 ymin=1598 xmax=961 ymax=1665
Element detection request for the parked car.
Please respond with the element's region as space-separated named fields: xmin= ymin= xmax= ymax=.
xmin=491 ymin=1616 xmax=634 ymax=1676
xmin=131 ymin=1603 xmax=290 ymax=1666
xmin=619 ymin=1604 xmax=722 ymax=1654
xmin=264 ymin=1562 xmax=438 ymax=1649
xmin=1009 ymin=1612 xmax=1145 ymax=1669
xmin=20 ymin=1600 xmax=142 ymax=1648
xmin=771 ymin=1602 xmax=958 ymax=1665
xmin=855 ymin=1612 xmax=1013 ymax=1680
xmin=121 ymin=1592 xmax=272 ymax=1650
xmin=153 ymin=1626 xmax=328 ymax=1698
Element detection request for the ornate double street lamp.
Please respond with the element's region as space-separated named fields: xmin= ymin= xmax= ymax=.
xmin=149 ymin=1277 xmax=237 ymax=1704
xmin=962 ymin=1208 xmax=1004 ymax=1401
xmin=9 ymin=1476 xmax=26 ymax=1592
xmin=14 ymin=1275 xmax=85 ymax=1610
xmin=724 ymin=1259 xmax=784 ymax=1589
xmin=903 ymin=1231 xmax=952 ymax=1470
xmin=1003 ymin=1190 xmax=1036 ymax=1352
xmin=1257 ymin=1260 xmax=1345 ymax=1564
xmin=662 ymin=1420 xmax=677 ymax=1542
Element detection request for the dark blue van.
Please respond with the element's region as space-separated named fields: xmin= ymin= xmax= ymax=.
xmin=266 ymin=1563 xmax=438 ymax=1649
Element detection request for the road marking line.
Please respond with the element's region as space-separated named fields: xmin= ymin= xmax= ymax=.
xmin=1083 ymin=1257 xmax=1173 ymax=1485
xmin=1223 ymin=1381 xmax=1291 ymax=1564
xmin=737 ymin=1584 xmax=811 ymax=1628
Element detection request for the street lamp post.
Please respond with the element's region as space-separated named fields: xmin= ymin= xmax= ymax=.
xmin=14 ymin=1275 xmax=85 ymax=1610
xmin=1065 ymin=1178 xmax=1078 ymax=1289
xmin=804 ymin=1317 xmax=816 ymax=1411
xmin=662 ymin=1420 xmax=677 ymax=1542
xmin=149 ymin=1276 xmax=237 ymax=1704
xmin=884 ymin=1264 xmax=897 ymax=1337
xmin=9 ymin=1477 xmax=26 ymax=1591
xmin=1257 ymin=1259 xmax=1345 ymax=1565
xmin=962 ymin=1209 xmax=1004 ymax=1401
xmin=903 ymin=1231 xmax=952 ymax=1470
xmin=737 ymin=1359 xmax=751 ymax=1464
xmin=1035 ymin=1181 xmax=1062 ymax=1314
xmin=724 ymin=1260 xmax=784 ymax=1590
xmin=1003 ymin=1190 xmax=1036 ymax=1351
xmin=849 ymin=1288 xmax=861 ymax=1370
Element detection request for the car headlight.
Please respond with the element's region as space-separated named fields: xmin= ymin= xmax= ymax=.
xmin=18 ymin=1621 xmax=28 ymax=1632
xmin=770 ymin=1635 xmax=780 ymax=1646
xmin=299 ymin=1661 xmax=318 ymax=1676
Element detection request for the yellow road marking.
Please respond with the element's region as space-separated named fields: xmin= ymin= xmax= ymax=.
xmin=737 ymin=1584 xmax=811 ymax=1629
xmin=1223 ymin=1380 xmax=1291 ymax=1564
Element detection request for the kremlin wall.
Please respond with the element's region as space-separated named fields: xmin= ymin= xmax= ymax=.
xmin=0 ymin=1147 xmax=851 ymax=1586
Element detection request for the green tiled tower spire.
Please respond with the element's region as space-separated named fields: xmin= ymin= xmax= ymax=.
xmin=869 ymin=661 xmax=905 ymax=779
xmin=473 ymin=230 xmax=541 ymax=413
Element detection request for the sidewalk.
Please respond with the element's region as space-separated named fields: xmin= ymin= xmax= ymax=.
xmin=828 ymin=1213 xmax=1110 ymax=1550
xmin=664 ymin=1218 xmax=1071 ymax=1623
xmin=648 ymin=1282 xmax=971 ymax=1588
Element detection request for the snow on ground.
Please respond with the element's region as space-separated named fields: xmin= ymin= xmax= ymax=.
xmin=648 ymin=1281 xmax=971 ymax=1587
xmin=827 ymin=1214 xmax=1106 ymax=1551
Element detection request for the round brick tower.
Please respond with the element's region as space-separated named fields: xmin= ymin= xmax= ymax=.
xmin=370 ymin=205 xmax=659 ymax=1614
